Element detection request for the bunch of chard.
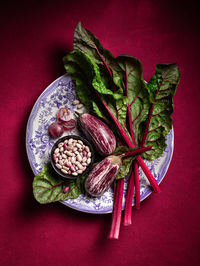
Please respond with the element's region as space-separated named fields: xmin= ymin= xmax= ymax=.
xmin=63 ymin=22 xmax=180 ymax=239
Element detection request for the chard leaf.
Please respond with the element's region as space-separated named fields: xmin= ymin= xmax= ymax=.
xmin=114 ymin=146 xmax=137 ymax=180
xmin=116 ymin=157 xmax=135 ymax=180
xmin=63 ymin=49 xmax=130 ymax=138
xmin=92 ymin=102 xmax=105 ymax=119
xmin=33 ymin=163 xmax=86 ymax=204
xmin=74 ymin=22 xmax=114 ymax=66
xmin=140 ymin=63 xmax=180 ymax=160
xmin=70 ymin=24 xmax=181 ymax=162
xmin=114 ymin=145 xmax=135 ymax=155
xmin=73 ymin=23 xmax=132 ymax=139
xmin=63 ymin=49 xmax=113 ymax=95
xmin=116 ymin=55 xmax=151 ymax=146
xmin=62 ymin=59 xmax=93 ymax=109
xmin=73 ymin=22 xmax=124 ymax=90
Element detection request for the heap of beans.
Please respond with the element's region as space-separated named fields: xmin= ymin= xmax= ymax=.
xmin=52 ymin=138 xmax=92 ymax=176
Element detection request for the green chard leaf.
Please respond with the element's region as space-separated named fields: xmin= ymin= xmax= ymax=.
xmin=140 ymin=63 xmax=180 ymax=160
xmin=65 ymin=23 xmax=180 ymax=163
xmin=113 ymin=145 xmax=135 ymax=155
xmin=33 ymin=163 xmax=86 ymax=204
xmin=73 ymin=23 xmax=134 ymax=140
xmin=63 ymin=49 xmax=130 ymax=139
xmin=73 ymin=22 xmax=124 ymax=90
xmin=113 ymin=146 xmax=138 ymax=180
xmin=116 ymin=157 xmax=134 ymax=180
xmin=115 ymin=55 xmax=151 ymax=148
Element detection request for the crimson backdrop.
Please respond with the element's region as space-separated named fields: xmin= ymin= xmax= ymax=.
xmin=0 ymin=0 xmax=199 ymax=265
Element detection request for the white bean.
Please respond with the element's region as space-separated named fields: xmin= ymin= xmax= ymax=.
xmin=71 ymin=165 xmax=76 ymax=172
xmin=61 ymin=169 xmax=68 ymax=174
xmin=82 ymin=157 xmax=87 ymax=162
xmin=65 ymin=151 xmax=74 ymax=157
xmin=63 ymin=159 xmax=68 ymax=164
xmin=62 ymin=154 xmax=67 ymax=159
xmin=59 ymin=160 xmax=64 ymax=165
xmin=65 ymin=162 xmax=71 ymax=168
xmin=87 ymin=152 xmax=91 ymax=158
xmin=77 ymin=163 xmax=83 ymax=170
xmin=77 ymin=154 xmax=82 ymax=162
xmin=76 ymin=143 xmax=82 ymax=149
xmin=85 ymin=146 xmax=90 ymax=152
xmin=58 ymin=142 xmax=64 ymax=148
xmin=71 ymin=156 xmax=76 ymax=163
xmin=87 ymin=158 xmax=91 ymax=165
xmin=54 ymin=148 xmax=60 ymax=154
xmin=73 ymin=147 xmax=78 ymax=152
xmin=77 ymin=169 xmax=83 ymax=174
xmin=72 ymin=172 xmax=78 ymax=176
xmin=59 ymin=147 xmax=64 ymax=152
xmin=56 ymin=163 xmax=62 ymax=169
xmin=67 ymin=145 xmax=74 ymax=150
xmin=62 ymin=166 xmax=69 ymax=171
xmin=68 ymin=138 xmax=73 ymax=145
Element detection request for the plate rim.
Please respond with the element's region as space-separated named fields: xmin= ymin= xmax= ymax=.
xmin=26 ymin=74 xmax=174 ymax=214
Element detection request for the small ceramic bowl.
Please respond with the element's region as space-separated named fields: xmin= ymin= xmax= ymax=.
xmin=50 ymin=135 xmax=94 ymax=180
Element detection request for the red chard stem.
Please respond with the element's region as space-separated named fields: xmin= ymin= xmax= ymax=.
xmin=99 ymin=90 xmax=160 ymax=193
xmin=123 ymin=171 xmax=134 ymax=226
xmin=136 ymin=156 xmax=161 ymax=193
xmin=108 ymin=178 xmax=124 ymax=239
xmin=95 ymin=47 xmax=113 ymax=78
xmin=127 ymin=106 xmax=135 ymax=146
xmin=98 ymin=93 xmax=134 ymax=148
xmin=134 ymin=161 xmax=140 ymax=209
xmin=122 ymin=146 xmax=152 ymax=159
xmin=140 ymin=103 xmax=154 ymax=147
xmin=140 ymin=78 xmax=163 ymax=147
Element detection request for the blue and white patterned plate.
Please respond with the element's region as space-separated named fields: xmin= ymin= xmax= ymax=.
xmin=26 ymin=74 xmax=174 ymax=214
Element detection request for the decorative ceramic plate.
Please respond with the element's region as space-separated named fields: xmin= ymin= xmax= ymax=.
xmin=26 ymin=74 xmax=174 ymax=214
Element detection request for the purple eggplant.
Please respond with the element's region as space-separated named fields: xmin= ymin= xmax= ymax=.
xmin=85 ymin=155 xmax=122 ymax=196
xmin=78 ymin=113 xmax=116 ymax=156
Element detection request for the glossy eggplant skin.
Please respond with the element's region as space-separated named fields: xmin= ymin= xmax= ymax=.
xmin=85 ymin=155 xmax=121 ymax=197
xmin=78 ymin=113 xmax=116 ymax=156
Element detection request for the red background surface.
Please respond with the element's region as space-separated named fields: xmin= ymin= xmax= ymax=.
xmin=0 ymin=0 xmax=200 ymax=265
